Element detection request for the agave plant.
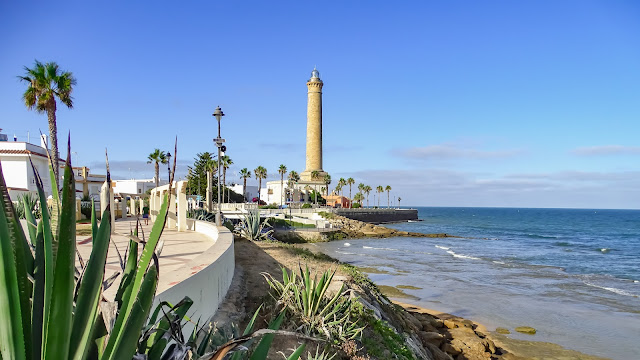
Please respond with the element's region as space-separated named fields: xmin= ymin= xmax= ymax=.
xmin=307 ymin=346 xmax=337 ymax=360
xmin=188 ymin=208 xmax=215 ymax=222
xmin=15 ymin=191 xmax=40 ymax=220
xmin=263 ymin=266 xmax=364 ymax=343
xmin=0 ymin=135 xmax=180 ymax=359
xmin=236 ymin=209 xmax=273 ymax=241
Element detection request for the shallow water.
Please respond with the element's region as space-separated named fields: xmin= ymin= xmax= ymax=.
xmin=312 ymin=207 xmax=640 ymax=359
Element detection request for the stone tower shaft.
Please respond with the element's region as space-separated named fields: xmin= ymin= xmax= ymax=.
xmin=301 ymin=68 xmax=326 ymax=182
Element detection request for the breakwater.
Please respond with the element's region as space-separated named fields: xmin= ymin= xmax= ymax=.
xmin=333 ymin=208 xmax=418 ymax=223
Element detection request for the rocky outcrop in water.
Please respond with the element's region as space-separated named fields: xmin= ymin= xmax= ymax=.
xmin=325 ymin=214 xmax=455 ymax=239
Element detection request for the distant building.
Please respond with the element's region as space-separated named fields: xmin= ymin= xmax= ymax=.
xmin=70 ymin=166 xmax=106 ymax=199
xmin=113 ymin=178 xmax=167 ymax=196
xmin=0 ymin=130 xmax=105 ymax=200
xmin=323 ymin=194 xmax=351 ymax=208
xmin=0 ymin=132 xmax=62 ymax=199
xmin=229 ymin=184 xmax=259 ymax=202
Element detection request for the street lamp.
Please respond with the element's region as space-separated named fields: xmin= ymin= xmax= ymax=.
xmin=213 ymin=106 xmax=225 ymax=226
xmin=166 ymin=152 xmax=172 ymax=183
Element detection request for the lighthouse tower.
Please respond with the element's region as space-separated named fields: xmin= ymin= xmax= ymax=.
xmin=300 ymin=67 xmax=326 ymax=182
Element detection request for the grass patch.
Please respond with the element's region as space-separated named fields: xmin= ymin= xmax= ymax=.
xmin=352 ymin=302 xmax=415 ymax=360
xmin=268 ymin=218 xmax=316 ymax=228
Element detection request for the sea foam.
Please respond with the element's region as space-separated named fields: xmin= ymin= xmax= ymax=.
xmin=446 ymin=250 xmax=481 ymax=260
xmin=435 ymin=245 xmax=450 ymax=250
xmin=584 ymin=281 xmax=636 ymax=297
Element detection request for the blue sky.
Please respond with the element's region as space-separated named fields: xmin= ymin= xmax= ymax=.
xmin=1 ymin=1 xmax=639 ymax=208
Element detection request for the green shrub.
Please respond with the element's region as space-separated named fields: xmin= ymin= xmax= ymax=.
xmin=263 ymin=266 xmax=364 ymax=343
xmin=302 ymin=203 xmax=312 ymax=209
xmin=351 ymin=203 xmax=361 ymax=208
xmin=236 ymin=209 xmax=272 ymax=241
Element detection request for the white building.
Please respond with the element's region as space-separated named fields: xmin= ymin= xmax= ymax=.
xmin=0 ymin=133 xmax=61 ymax=199
xmin=229 ymin=184 xmax=259 ymax=202
xmin=0 ymin=130 xmax=106 ymax=200
xmin=261 ymin=180 xmax=325 ymax=206
xmin=113 ymin=178 xmax=166 ymax=196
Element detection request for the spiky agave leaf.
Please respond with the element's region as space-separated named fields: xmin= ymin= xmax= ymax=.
xmin=68 ymin=204 xmax=112 ymax=360
xmin=43 ymin=143 xmax=77 ymax=360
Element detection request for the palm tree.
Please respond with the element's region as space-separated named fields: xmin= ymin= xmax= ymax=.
xmin=147 ymin=149 xmax=168 ymax=188
xmin=334 ymin=184 xmax=342 ymax=197
xmin=353 ymin=192 xmax=364 ymax=207
xmin=338 ymin=178 xmax=347 ymax=197
xmin=239 ymin=168 xmax=251 ymax=202
xmin=363 ymin=185 xmax=372 ymax=208
xmin=323 ymin=174 xmax=331 ymax=196
xmin=385 ymin=185 xmax=392 ymax=208
xmin=220 ymin=155 xmax=233 ymax=203
xmin=205 ymin=158 xmax=217 ymax=208
xmin=347 ymin=178 xmax=355 ymax=208
xmin=254 ymin=166 xmax=267 ymax=204
xmin=288 ymin=171 xmax=300 ymax=205
xmin=278 ymin=164 xmax=287 ymax=207
xmin=358 ymin=183 xmax=365 ymax=206
xmin=310 ymin=170 xmax=320 ymax=204
xmin=376 ymin=186 xmax=384 ymax=207
xmin=20 ymin=60 xmax=76 ymax=188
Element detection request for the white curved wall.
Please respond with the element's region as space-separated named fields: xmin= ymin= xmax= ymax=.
xmin=153 ymin=221 xmax=234 ymax=334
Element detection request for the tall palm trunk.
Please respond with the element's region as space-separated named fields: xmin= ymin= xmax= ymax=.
xmin=387 ymin=191 xmax=390 ymax=208
xmin=243 ymin=178 xmax=247 ymax=202
xmin=258 ymin=179 xmax=262 ymax=204
xmin=154 ymin=162 xmax=159 ymax=188
xmin=47 ymin=103 xmax=60 ymax=190
xmin=223 ymin=168 xmax=227 ymax=203
xmin=280 ymin=175 xmax=284 ymax=207
xmin=348 ymin=185 xmax=352 ymax=208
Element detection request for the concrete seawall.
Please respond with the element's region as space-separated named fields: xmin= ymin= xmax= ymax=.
xmin=334 ymin=208 xmax=418 ymax=224
xmin=153 ymin=220 xmax=235 ymax=335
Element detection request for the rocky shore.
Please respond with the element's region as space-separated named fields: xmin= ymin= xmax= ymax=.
xmin=215 ymin=237 xmax=527 ymax=360
xmin=321 ymin=213 xmax=457 ymax=239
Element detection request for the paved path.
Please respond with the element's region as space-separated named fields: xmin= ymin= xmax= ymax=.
xmin=76 ymin=217 xmax=214 ymax=300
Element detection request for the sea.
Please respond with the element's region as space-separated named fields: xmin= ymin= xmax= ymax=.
xmin=310 ymin=207 xmax=640 ymax=360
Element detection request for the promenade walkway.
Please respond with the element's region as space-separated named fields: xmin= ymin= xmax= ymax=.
xmin=76 ymin=217 xmax=214 ymax=300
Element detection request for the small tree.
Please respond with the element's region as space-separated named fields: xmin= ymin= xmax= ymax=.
xmin=20 ymin=60 xmax=76 ymax=190
xmin=278 ymin=164 xmax=287 ymax=207
xmin=147 ymin=149 xmax=167 ymax=188
xmin=385 ymin=185 xmax=392 ymax=208
xmin=254 ymin=166 xmax=267 ymax=204
xmin=239 ymin=168 xmax=251 ymax=201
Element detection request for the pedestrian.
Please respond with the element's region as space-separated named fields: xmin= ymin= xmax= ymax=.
xmin=143 ymin=204 xmax=150 ymax=225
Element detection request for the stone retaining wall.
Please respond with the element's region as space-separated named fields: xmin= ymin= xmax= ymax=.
xmin=334 ymin=208 xmax=418 ymax=224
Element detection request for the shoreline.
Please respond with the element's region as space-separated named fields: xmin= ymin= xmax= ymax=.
xmin=392 ymin=299 xmax=610 ymax=360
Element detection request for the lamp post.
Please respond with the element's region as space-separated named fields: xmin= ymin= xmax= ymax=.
xmin=213 ymin=106 xmax=225 ymax=226
xmin=166 ymin=152 xmax=172 ymax=183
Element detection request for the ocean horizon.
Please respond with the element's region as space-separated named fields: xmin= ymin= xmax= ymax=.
xmin=312 ymin=206 xmax=640 ymax=359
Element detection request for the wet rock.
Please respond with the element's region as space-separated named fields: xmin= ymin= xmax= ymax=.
xmin=443 ymin=319 xmax=457 ymax=329
xmin=405 ymin=313 xmax=423 ymax=331
xmin=448 ymin=328 xmax=493 ymax=359
xmin=426 ymin=343 xmax=454 ymax=360
xmin=441 ymin=343 xmax=462 ymax=356
xmin=514 ymin=326 xmax=536 ymax=335
xmin=495 ymin=327 xmax=510 ymax=334
xmin=419 ymin=331 xmax=445 ymax=347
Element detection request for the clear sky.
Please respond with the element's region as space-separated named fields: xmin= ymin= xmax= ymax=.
xmin=1 ymin=1 xmax=639 ymax=209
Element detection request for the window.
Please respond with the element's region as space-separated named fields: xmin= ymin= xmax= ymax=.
xmin=138 ymin=188 xmax=142 ymax=193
